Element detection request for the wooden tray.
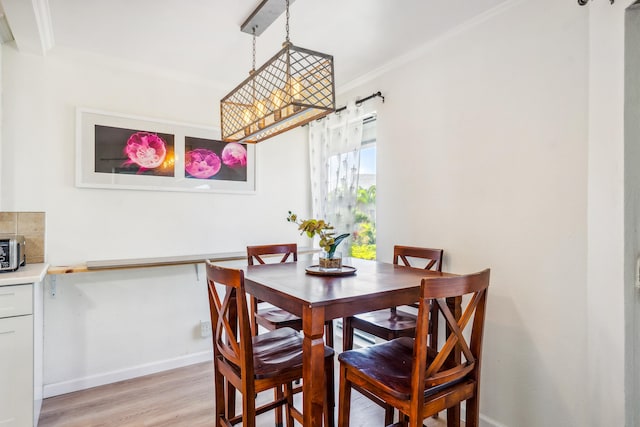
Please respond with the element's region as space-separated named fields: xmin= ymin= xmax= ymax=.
xmin=305 ymin=265 xmax=357 ymax=276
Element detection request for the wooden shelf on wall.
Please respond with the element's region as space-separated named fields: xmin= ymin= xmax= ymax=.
xmin=47 ymin=247 xmax=319 ymax=275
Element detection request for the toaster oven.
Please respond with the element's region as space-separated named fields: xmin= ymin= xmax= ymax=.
xmin=0 ymin=234 xmax=26 ymax=272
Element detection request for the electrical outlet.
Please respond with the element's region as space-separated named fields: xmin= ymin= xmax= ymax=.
xmin=200 ymin=320 xmax=212 ymax=338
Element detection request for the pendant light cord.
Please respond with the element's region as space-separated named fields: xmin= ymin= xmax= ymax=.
xmin=252 ymin=26 xmax=257 ymax=72
xmin=285 ymin=0 xmax=290 ymax=43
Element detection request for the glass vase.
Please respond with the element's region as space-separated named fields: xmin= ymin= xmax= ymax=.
xmin=319 ymin=251 xmax=342 ymax=271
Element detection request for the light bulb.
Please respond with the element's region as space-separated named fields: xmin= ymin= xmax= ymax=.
xmin=254 ymin=99 xmax=267 ymax=129
xmin=243 ymin=108 xmax=252 ymax=136
xmin=291 ymin=78 xmax=302 ymax=112
xmin=271 ymin=89 xmax=284 ymax=121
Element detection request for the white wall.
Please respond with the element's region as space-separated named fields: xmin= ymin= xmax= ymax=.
xmin=0 ymin=41 xmax=3 ymax=205
xmin=1 ymin=45 xmax=313 ymax=394
xmin=587 ymin=1 xmax=630 ymax=427
xmin=341 ymin=1 xmax=590 ymax=426
xmin=624 ymin=2 xmax=640 ymax=426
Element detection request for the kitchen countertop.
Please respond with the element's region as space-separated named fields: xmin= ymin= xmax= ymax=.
xmin=0 ymin=263 xmax=49 ymax=286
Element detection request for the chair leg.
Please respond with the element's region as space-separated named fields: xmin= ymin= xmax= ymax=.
xmin=383 ymin=405 xmax=394 ymax=425
xmin=430 ymin=300 xmax=439 ymax=350
xmin=214 ymin=363 xmax=226 ymax=424
xmin=250 ymin=296 xmax=258 ymax=336
xmin=446 ymin=403 xmax=460 ymax=427
xmin=429 ymin=302 xmax=439 ymax=420
xmin=325 ymin=355 xmax=335 ymax=427
xmin=465 ymin=396 xmax=480 ymax=427
xmin=284 ymin=382 xmax=295 ymax=427
xmin=226 ymin=380 xmax=236 ymax=421
xmin=342 ymin=317 xmax=354 ymax=351
xmin=243 ymin=383 xmax=257 ymax=427
xmin=337 ymin=364 xmax=352 ymax=427
xmin=401 ymin=412 xmax=409 ymax=426
xmin=325 ymin=320 xmax=334 ymax=348
xmin=274 ymin=386 xmax=284 ymax=427
xmin=324 ymin=393 xmax=332 ymax=427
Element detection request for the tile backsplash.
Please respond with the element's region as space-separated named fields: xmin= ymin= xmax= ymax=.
xmin=0 ymin=212 xmax=45 ymax=264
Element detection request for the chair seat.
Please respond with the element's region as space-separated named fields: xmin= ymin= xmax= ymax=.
xmin=257 ymin=304 xmax=335 ymax=348
xmin=339 ymin=337 xmax=431 ymax=400
xmin=338 ymin=337 xmax=467 ymax=400
xmin=249 ymin=327 xmax=334 ymax=379
xmin=352 ymin=308 xmax=417 ymax=332
xmin=340 ymin=336 xmax=471 ymax=402
xmin=257 ymin=304 xmax=303 ymax=329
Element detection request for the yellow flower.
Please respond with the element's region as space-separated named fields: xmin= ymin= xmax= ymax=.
xmin=287 ymin=211 xmax=350 ymax=255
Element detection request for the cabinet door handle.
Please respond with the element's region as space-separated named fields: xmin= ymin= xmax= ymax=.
xmin=0 ymin=292 xmax=15 ymax=297
xmin=0 ymin=329 xmax=16 ymax=335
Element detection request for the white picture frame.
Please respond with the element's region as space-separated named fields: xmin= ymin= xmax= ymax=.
xmin=76 ymin=108 xmax=256 ymax=194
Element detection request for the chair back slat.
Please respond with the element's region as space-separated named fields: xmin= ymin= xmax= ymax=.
xmin=393 ymin=245 xmax=443 ymax=272
xmin=208 ymin=282 xmax=242 ymax=365
xmin=424 ymin=292 xmax=482 ymax=380
xmin=246 ymin=243 xmax=299 ymax=336
xmin=206 ymin=261 xmax=255 ymax=380
xmin=393 ymin=245 xmax=445 ymax=350
xmin=425 ymin=364 xmax=475 ymax=388
xmin=412 ymin=269 xmax=490 ymax=393
xmin=247 ymin=243 xmax=298 ymax=265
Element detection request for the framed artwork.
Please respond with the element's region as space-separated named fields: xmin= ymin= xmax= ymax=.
xmin=76 ymin=108 xmax=256 ymax=193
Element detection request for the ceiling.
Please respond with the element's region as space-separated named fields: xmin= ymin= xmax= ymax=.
xmin=1 ymin=0 xmax=510 ymax=92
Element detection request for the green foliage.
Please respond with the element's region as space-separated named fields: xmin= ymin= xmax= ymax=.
xmin=353 ymin=222 xmax=376 ymax=246
xmin=351 ymin=244 xmax=377 ymax=260
xmin=354 ymin=210 xmax=370 ymax=224
xmin=352 ymin=184 xmax=377 ymax=260
xmin=357 ymin=185 xmax=376 ymax=205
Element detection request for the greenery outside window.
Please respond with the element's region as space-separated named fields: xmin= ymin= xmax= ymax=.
xmin=351 ymin=116 xmax=376 ymax=260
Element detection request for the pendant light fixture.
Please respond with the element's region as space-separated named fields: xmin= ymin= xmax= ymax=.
xmin=220 ymin=0 xmax=335 ymax=143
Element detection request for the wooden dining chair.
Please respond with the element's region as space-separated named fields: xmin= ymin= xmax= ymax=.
xmin=247 ymin=243 xmax=335 ymax=347
xmin=338 ymin=269 xmax=490 ymax=427
xmin=342 ymin=245 xmax=444 ymax=351
xmin=206 ymin=260 xmax=335 ymax=427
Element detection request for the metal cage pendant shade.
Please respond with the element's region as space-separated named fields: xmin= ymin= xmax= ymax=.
xmin=220 ymin=41 xmax=335 ymax=143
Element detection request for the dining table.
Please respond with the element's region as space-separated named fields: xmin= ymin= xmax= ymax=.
xmin=243 ymin=256 xmax=456 ymax=427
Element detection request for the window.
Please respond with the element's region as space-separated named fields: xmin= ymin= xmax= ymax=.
xmin=351 ymin=115 xmax=377 ymax=260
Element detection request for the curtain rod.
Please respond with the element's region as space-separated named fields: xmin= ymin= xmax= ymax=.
xmin=578 ymin=0 xmax=613 ymax=5
xmin=305 ymin=91 xmax=384 ymax=126
xmin=334 ymin=91 xmax=384 ymax=114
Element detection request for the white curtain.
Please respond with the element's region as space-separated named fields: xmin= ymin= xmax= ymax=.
xmin=309 ymin=101 xmax=364 ymax=255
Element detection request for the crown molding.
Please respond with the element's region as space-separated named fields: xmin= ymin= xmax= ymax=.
xmin=1 ymin=0 xmax=54 ymax=54
xmin=32 ymin=0 xmax=55 ymax=52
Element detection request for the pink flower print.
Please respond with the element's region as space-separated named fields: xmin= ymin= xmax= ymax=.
xmin=123 ymin=132 xmax=167 ymax=169
xmin=221 ymin=142 xmax=247 ymax=168
xmin=185 ymin=148 xmax=221 ymax=178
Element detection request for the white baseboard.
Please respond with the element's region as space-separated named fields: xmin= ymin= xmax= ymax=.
xmin=460 ymin=405 xmax=509 ymax=427
xmin=43 ymin=350 xmax=213 ymax=398
xmin=480 ymin=413 xmax=509 ymax=427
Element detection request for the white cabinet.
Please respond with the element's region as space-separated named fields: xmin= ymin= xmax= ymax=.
xmin=0 ymin=314 xmax=33 ymax=426
xmin=0 ymin=265 xmax=48 ymax=427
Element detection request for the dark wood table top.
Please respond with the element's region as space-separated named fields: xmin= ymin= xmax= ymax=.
xmin=244 ymin=257 xmax=452 ymax=321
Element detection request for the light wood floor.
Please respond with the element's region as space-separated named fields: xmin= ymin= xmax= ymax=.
xmin=38 ymin=360 xmax=453 ymax=427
